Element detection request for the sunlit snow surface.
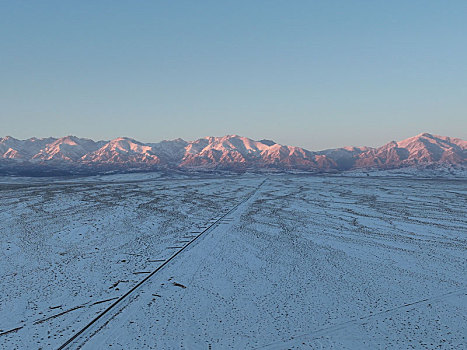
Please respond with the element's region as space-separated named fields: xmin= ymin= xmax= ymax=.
xmin=0 ymin=173 xmax=466 ymax=349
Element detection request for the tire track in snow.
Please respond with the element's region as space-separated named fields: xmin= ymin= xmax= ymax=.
xmin=0 ymin=297 xmax=120 ymax=338
xmin=256 ymin=288 xmax=467 ymax=349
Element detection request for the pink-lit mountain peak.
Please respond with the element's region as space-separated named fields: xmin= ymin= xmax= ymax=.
xmin=81 ymin=137 xmax=161 ymax=164
xmin=200 ymin=135 xmax=272 ymax=154
xmin=104 ymin=137 xmax=151 ymax=152
xmin=32 ymin=136 xmax=102 ymax=161
xmin=397 ymin=133 xmax=466 ymax=150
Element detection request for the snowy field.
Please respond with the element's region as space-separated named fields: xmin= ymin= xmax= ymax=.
xmin=0 ymin=173 xmax=466 ymax=349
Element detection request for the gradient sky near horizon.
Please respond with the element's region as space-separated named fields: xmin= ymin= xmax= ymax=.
xmin=1 ymin=1 xmax=466 ymax=150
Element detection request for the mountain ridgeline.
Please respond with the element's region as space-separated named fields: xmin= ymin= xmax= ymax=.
xmin=0 ymin=133 xmax=465 ymax=176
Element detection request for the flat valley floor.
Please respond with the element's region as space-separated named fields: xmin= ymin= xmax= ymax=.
xmin=0 ymin=174 xmax=466 ymax=349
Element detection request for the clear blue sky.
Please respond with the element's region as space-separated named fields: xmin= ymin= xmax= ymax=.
xmin=1 ymin=1 xmax=466 ymax=150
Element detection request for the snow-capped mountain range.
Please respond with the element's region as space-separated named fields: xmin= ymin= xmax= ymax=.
xmin=0 ymin=133 xmax=465 ymax=175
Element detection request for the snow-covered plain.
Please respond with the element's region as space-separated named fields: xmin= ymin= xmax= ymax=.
xmin=0 ymin=173 xmax=466 ymax=349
